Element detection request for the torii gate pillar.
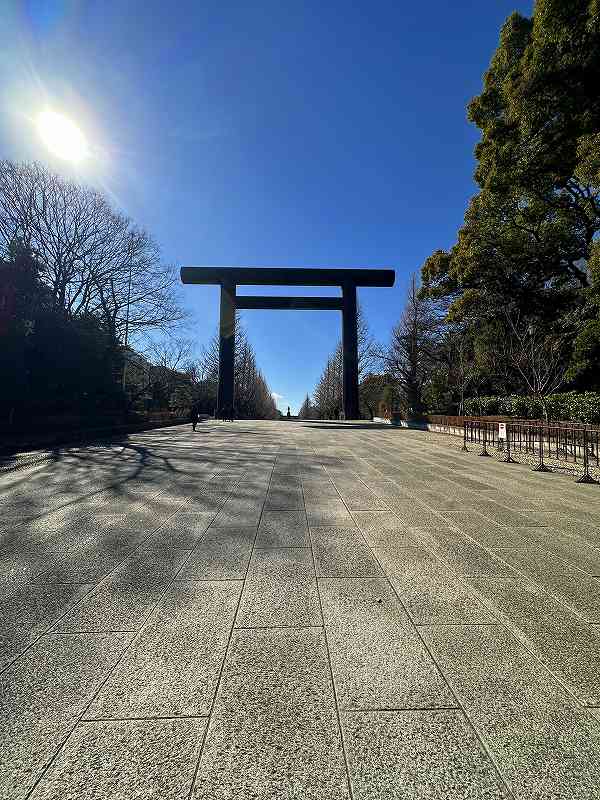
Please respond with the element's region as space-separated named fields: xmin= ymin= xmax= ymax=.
xmin=217 ymin=281 xmax=236 ymax=414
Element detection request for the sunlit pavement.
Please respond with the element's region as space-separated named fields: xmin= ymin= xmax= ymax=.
xmin=2 ymin=419 xmax=600 ymax=799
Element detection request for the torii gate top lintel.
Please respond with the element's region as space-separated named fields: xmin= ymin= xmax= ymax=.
xmin=180 ymin=266 xmax=395 ymax=288
xmin=180 ymin=266 xmax=395 ymax=420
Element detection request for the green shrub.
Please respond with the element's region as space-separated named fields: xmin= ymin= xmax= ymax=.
xmin=463 ymin=393 xmax=600 ymax=423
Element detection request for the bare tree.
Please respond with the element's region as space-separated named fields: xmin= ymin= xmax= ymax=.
xmin=197 ymin=316 xmax=277 ymax=418
xmin=382 ymin=274 xmax=442 ymax=420
xmin=313 ymin=345 xmax=343 ymax=419
xmin=298 ymin=394 xmax=314 ymax=419
xmin=312 ymin=303 xmax=379 ymax=419
xmin=0 ymin=161 xmax=186 ymax=345
xmin=357 ymin=304 xmax=380 ymax=379
xmin=503 ymin=311 xmax=569 ymax=421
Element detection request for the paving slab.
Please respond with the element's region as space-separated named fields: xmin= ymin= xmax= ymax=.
xmin=416 ymin=530 xmax=518 ymax=577
xmin=109 ymin=548 xmax=190 ymax=585
xmin=3 ymin=420 xmax=600 ymax=798
xmin=87 ymin=580 xmax=240 ymax=718
xmin=0 ymin=632 xmax=130 ymax=800
xmin=343 ymin=709 xmax=508 ymax=799
xmin=333 ymin=483 xmax=391 ymax=511
xmin=319 ymin=577 xmax=454 ymax=710
xmin=54 ymin=579 xmax=168 ymax=632
xmin=498 ymin=528 xmax=600 ymax=575
xmin=177 ymin=526 xmax=256 ymax=580
xmin=28 ymin=718 xmax=206 ymax=800
xmin=467 ymin=577 xmax=600 ymax=704
xmin=374 ymin=543 xmax=448 ymax=578
xmin=144 ymin=512 xmax=216 ymax=549
xmin=255 ymin=509 xmax=309 ymax=547
xmin=264 ymin=487 xmax=304 ymax=510
xmin=311 ymin=527 xmax=383 ymax=577
xmin=422 ymin=624 xmax=600 ymax=799
xmin=211 ymin=497 xmax=264 ymax=527
xmin=389 ymin=573 xmax=496 ymax=625
xmin=306 ymin=500 xmax=356 ymax=527
xmin=236 ymin=547 xmax=321 ymax=627
xmin=384 ymin=500 xmax=446 ymax=528
xmin=192 ymin=627 xmax=349 ymax=800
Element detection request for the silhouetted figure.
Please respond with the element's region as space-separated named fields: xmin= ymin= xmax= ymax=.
xmin=190 ymin=407 xmax=199 ymax=431
xmin=286 ymin=406 xmax=291 ymax=418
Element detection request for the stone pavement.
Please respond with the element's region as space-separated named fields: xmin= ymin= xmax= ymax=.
xmin=2 ymin=419 xmax=600 ymax=800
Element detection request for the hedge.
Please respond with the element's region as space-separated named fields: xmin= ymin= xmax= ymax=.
xmin=463 ymin=392 xmax=600 ymax=424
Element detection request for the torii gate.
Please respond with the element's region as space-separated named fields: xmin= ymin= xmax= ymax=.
xmin=180 ymin=266 xmax=395 ymax=420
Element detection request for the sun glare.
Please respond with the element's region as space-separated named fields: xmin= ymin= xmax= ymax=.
xmin=36 ymin=110 xmax=89 ymax=162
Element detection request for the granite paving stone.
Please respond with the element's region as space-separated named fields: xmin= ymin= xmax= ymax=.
xmin=306 ymin=500 xmax=355 ymax=527
xmin=384 ymin=500 xmax=446 ymax=528
xmin=352 ymin=510 xmax=408 ymax=532
xmin=319 ymin=577 xmax=455 ymax=710
xmin=29 ymin=718 xmax=206 ymax=800
xmin=177 ymin=526 xmax=256 ymax=580
xmin=87 ymin=580 xmax=240 ymax=718
xmin=192 ymin=628 xmax=349 ymax=800
xmin=264 ymin=487 xmax=304 ymax=510
xmin=373 ymin=543 xmax=448 ymax=578
xmin=466 ymin=577 xmax=600 ymax=704
xmin=33 ymin=549 xmax=134 ymax=584
xmin=143 ymin=511 xmax=216 ymax=549
xmin=301 ymin=479 xmax=340 ymax=500
xmin=255 ymin=510 xmax=310 ymax=547
xmin=422 ymin=624 xmax=600 ymax=798
xmin=343 ymin=709 xmax=507 ymax=799
xmin=236 ymin=547 xmax=321 ymax=627
xmin=109 ymin=548 xmax=190 ymax=584
xmin=54 ymin=580 xmax=168 ymax=632
xmin=442 ymin=512 xmax=532 ymax=548
xmin=523 ymin=573 xmax=600 ymax=622
xmin=416 ymin=530 xmax=518 ymax=577
xmin=496 ymin=528 xmax=600 ymax=575
xmin=0 ymin=583 xmax=93 ymax=667
xmin=211 ymin=497 xmax=265 ymax=527
xmin=0 ymin=632 xmax=130 ymax=800
xmin=311 ymin=527 xmax=384 ymax=577
xmin=389 ymin=573 xmax=497 ymax=625
xmin=333 ymin=484 xmax=391 ymax=511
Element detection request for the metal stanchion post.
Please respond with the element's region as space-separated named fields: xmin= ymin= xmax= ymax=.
xmin=461 ymin=420 xmax=468 ymax=452
xmin=480 ymin=423 xmax=491 ymax=457
xmin=502 ymin=423 xmax=516 ymax=463
xmin=576 ymin=429 xmax=599 ymax=484
xmin=533 ymin=423 xmax=551 ymax=472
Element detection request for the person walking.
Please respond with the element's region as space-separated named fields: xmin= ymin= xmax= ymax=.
xmin=190 ymin=406 xmax=199 ymax=432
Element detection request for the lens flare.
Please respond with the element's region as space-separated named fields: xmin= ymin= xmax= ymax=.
xmin=36 ymin=110 xmax=89 ymax=162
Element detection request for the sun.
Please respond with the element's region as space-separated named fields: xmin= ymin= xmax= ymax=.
xmin=36 ymin=110 xmax=89 ymax=162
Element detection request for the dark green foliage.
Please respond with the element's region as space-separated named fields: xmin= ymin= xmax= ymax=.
xmin=420 ymin=1 xmax=600 ymax=412
xmin=463 ymin=392 xmax=600 ymax=424
xmin=1 ymin=243 xmax=124 ymax=424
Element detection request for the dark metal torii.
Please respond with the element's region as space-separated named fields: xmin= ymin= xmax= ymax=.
xmin=180 ymin=266 xmax=395 ymax=419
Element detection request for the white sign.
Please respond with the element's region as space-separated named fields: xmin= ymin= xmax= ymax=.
xmin=498 ymin=423 xmax=507 ymax=440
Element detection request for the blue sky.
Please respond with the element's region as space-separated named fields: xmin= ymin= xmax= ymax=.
xmin=1 ymin=0 xmax=533 ymax=412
